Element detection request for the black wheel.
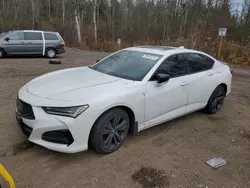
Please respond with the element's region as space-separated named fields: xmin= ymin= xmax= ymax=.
xmin=204 ymin=85 xmax=226 ymax=114
xmin=45 ymin=48 xmax=56 ymax=58
xmin=0 ymin=48 xmax=4 ymax=58
xmin=90 ymin=108 xmax=130 ymax=154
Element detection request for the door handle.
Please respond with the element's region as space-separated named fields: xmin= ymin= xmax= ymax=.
xmin=208 ymin=72 xmax=214 ymax=76
xmin=180 ymin=82 xmax=189 ymax=86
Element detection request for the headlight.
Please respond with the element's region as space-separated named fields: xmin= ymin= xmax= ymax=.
xmin=42 ymin=105 xmax=89 ymax=118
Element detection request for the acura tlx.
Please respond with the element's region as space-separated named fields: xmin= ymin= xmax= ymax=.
xmin=16 ymin=46 xmax=232 ymax=154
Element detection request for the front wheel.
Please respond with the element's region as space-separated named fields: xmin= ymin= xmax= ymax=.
xmin=0 ymin=48 xmax=5 ymax=58
xmin=204 ymin=85 xmax=226 ymax=114
xmin=90 ymin=108 xmax=130 ymax=154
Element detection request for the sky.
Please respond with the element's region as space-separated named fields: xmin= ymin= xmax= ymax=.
xmin=231 ymin=0 xmax=245 ymax=12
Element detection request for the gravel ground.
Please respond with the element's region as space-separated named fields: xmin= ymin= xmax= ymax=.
xmin=0 ymin=49 xmax=250 ymax=188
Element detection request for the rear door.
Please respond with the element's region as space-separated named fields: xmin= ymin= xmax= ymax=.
xmin=44 ymin=32 xmax=60 ymax=50
xmin=1 ymin=31 xmax=25 ymax=55
xmin=23 ymin=31 xmax=43 ymax=55
xmin=184 ymin=53 xmax=216 ymax=112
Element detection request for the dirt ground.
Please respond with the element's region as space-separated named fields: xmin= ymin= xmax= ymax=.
xmin=0 ymin=48 xmax=250 ymax=188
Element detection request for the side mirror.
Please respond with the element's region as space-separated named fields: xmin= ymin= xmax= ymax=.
xmin=155 ymin=73 xmax=170 ymax=84
xmin=96 ymin=60 xmax=100 ymax=63
xmin=4 ymin=37 xmax=10 ymax=42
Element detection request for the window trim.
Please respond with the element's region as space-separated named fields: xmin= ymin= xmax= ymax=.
xmin=149 ymin=53 xmax=187 ymax=81
xmin=184 ymin=52 xmax=215 ymax=75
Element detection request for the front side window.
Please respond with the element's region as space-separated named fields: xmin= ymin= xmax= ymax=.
xmin=8 ymin=32 xmax=24 ymax=40
xmin=185 ymin=53 xmax=214 ymax=74
xmin=91 ymin=50 xmax=163 ymax=81
xmin=44 ymin=33 xmax=59 ymax=40
xmin=152 ymin=54 xmax=186 ymax=79
xmin=24 ymin=32 xmax=42 ymax=40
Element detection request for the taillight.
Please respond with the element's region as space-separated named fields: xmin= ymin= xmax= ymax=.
xmin=61 ymin=42 xmax=65 ymax=47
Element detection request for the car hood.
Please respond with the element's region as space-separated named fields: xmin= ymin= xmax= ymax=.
xmin=26 ymin=67 xmax=122 ymax=100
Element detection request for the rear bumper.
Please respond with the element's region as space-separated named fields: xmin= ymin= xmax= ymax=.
xmin=56 ymin=47 xmax=65 ymax=54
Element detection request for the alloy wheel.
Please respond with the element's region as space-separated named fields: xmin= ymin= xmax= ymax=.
xmin=47 ymin=50 xmax=55 ymax=58
xmin=102 ymin=114 xmax=129 ymax=150
xmin=211 ymin=87 xmax=225 ymax=111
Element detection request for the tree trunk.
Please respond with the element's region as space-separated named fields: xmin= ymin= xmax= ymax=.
xmin=111 ymin=0 xmax=115 ymax=42
xmin=48 ymin=0 xmax=51 ymax=21
xmin=93 ymin=0 xmax=98 ymax=46
xmin=31 ymin=0 xmax=36 ymax=29
xmin=74 ymin=9 xmax=81 ymax=44
xmin=62 ymin=0 xmax=65 ymax=26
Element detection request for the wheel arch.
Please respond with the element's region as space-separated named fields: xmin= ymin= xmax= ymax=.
xmin=219 ymin=83 xmax=227 ymax=95
xmin=46 ymin=47 xmax=56 ymax=52
xmin=0 ymin=47 xmax=6 ymax=56
xmin=88 ymin=105 xmax=138 ymax=145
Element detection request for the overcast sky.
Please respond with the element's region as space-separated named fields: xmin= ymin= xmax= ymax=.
xmin=232 ymin=0 xmax=245 ymax=12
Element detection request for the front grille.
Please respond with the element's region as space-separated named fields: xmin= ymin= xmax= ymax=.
xmin=20 ymin=122 xmax=33 ymax=137
xmin=16 ymin=99 xmax=35 ymax=119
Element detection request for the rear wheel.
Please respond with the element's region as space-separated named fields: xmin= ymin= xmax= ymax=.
xmin=204 ymin=85 xmax=226 ymax=114
xmin=45 ymin=48 xmax=56 ymax=58
xmin=0 ymin=48 xmax=4 ymax=58
xmin=90 ymin=108 xmax=130 ymax=154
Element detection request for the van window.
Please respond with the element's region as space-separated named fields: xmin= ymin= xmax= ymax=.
xmin=8 ymin=32 xmax=24 ymax=40
xmin=44 ymin=33 xmax=59 ymax=40
xmin=24 ymin=32 xmax=42 ymax=40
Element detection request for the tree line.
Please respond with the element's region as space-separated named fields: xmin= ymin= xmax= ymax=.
xmin=0 ymin=0 xmax=250 ymax=54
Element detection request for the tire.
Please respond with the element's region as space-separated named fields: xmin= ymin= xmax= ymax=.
xmin=90 ymin=108 xmax=130 ymax=154
xmin=204 ymin=85 xmax=226 ymax=114
xmin=0 ymin=48 xmax=5 ymax=58
xmin=45 ymin=48 xmax=56 ymax=58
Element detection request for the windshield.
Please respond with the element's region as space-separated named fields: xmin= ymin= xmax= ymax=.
xmin=0 ymin=33 xmax=6 ymax=38
xmin=91 ymin=50 xmax=163 ymax=81
xmin=0 ymin=31 xmax=11 ymax=39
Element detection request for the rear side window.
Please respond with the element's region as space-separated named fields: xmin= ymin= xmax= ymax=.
xmin=154 ymin=54 xmax=186 ymax=78
xmin=8 ymin=32 xmax=24 ymax=40
xmin=184 ymin=53 xmax=214 ymax=74
xmin=44 ymin=33 xmax=59 ymax=40
xmin=24 ymin=32 xmax=42 ymax=40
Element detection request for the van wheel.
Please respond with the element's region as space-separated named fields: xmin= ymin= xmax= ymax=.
xmin=0 ymin=48 xmax=5 ymax=58
xmin=45 ymin=48 xmax=56 ymax=58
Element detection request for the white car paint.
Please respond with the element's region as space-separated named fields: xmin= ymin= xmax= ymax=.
xmin=17 ymin=46 xmax=232 ymax=153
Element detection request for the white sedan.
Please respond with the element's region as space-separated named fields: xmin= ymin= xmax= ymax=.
xmin=16 ymin=46 xmax=232 ymax=154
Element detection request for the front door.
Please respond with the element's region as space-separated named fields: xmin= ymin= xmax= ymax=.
xmin=143 ymin=54 xmax=190 ymax=129
xmin=1 ymin=31 xmax=26 ymax=55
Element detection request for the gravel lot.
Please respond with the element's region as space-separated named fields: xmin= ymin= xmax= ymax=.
xmin=0 ymin=48 xmax=250 ymax=188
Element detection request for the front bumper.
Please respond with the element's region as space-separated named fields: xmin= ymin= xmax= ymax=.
xmin=16 ymin=95 xmax=95 ymax=153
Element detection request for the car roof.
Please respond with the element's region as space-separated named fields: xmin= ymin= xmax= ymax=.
xmin=11 ymin=30 xmax=58 ymax=33
xmin=125 ymin=45 xmax=215 ymax=60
